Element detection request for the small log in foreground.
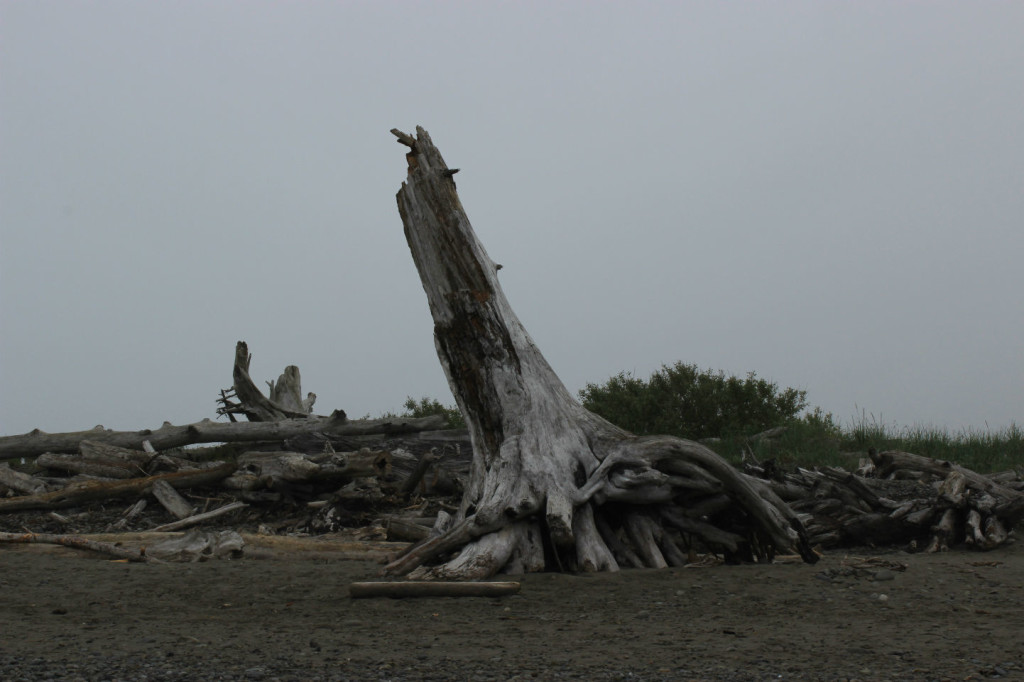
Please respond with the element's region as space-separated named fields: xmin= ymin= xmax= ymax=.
xmin=0 ymin=531 xmax=150 ymax=562
xmin=349 ymin=581 xmax=520 ymax=599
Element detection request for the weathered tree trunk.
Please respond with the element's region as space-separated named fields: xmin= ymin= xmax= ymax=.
xmin=384 ymin=127 xmax=816 ymax=579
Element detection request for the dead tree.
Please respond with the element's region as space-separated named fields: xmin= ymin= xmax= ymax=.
xmin=384 ymin=127 xmax=817 ymax=579
xmin=218 ymin=341 xmax=317 ymax=421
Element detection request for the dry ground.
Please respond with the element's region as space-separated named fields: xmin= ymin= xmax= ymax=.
xmin=1 ymin=538 xmax=1022 ymax=681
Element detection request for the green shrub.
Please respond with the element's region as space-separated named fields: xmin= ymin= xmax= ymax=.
xmin=578 ymin=362 xmax=807 ymax=440
xmin=397 ymin=396 xmax=465 ymax=429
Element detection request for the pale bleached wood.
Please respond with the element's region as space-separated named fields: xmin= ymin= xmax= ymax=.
xmin=151 ymin=479 xmax=196 ymax=520
xmin=384 ymin=127 xmax=816 ymax=579
xmin=151 ymin=501 xmax=248 ymax=532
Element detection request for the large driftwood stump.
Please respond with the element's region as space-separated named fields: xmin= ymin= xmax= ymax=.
xmin=385 ymin=127 xmax=817 ymax=579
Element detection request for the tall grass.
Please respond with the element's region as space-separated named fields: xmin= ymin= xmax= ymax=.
xmin=714 ymin=409 xmax=1024 ymax=473
xmin=841 ymin=410 xmax=1024 ymax=473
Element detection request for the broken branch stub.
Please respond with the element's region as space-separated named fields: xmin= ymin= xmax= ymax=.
xmin=385 ymin=127 xmax=816 ymax=579
xmin=223 ymin=341 xmax=316 ymax=421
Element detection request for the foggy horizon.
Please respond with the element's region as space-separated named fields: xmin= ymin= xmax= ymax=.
xmin=2 ymin=2 xmax=1021 ymax=437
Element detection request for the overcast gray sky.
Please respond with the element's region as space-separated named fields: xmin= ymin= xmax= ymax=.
xmin=2 ymin=1 xmax=1022 ymax=437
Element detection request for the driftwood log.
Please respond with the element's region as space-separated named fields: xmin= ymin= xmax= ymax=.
xmin=222 ymin=449 xmax=390 ymax=491
xmin=151 ymin=479 xmax=196 ymax=519
xmin=0 ymin=531 xmax=150 ymax=561
xmin=145 ymin=529 xmax=246 ymax=562
xmin=349 ymin=581 xmax=521 ymax=599
xmin=383 ymin=127 xmax=817 ymax=580
xmin=151 ymin=502 xmax=249 ymax=532
xmin=0 ymin=462 xmax=237 ymax=512
xmin=0 ymin=413 xmax=446 ymax=460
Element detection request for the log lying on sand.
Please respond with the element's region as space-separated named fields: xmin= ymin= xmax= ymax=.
xmin=349 ymin=581 xmax=520 ymax=599
xmin=0 ymin=531 xmax=150 ymax=562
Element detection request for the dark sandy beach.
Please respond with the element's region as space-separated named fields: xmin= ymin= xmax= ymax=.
xmin=2 ymin=538 xmax=1021 ymax=681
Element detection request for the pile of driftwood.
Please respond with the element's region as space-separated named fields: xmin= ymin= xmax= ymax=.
xmin=0 ymin=419 xmax=471 ymax=536
xmin=2 ymin=420 xmax=1020 ymax=561
xmin=744 ymin=446 xmax=1023 ymax=554
xmin=1 ymin=340 xmax=1020 ymax=566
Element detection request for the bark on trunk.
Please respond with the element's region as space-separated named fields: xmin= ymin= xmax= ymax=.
xmin=384 ymin=127 xmax=816 ymax=579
